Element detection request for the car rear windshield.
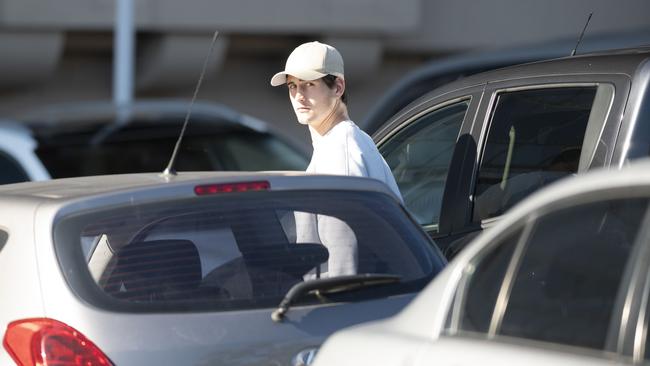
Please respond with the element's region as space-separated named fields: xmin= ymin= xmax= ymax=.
xmin=33 ymin=119 xmax=308 ymax=177
xmin=54 ymin=190 xmax=443 ymax=313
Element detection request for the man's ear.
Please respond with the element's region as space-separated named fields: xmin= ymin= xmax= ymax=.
xmin=335 ymin=77 xmax=346 ymax=97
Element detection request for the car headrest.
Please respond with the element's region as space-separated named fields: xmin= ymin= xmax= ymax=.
xmin=113 ymin=239 xmax=202 ymax=294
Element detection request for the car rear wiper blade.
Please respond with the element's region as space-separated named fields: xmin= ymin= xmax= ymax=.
xmin=271 ymin=273 xmax=401 ymax=322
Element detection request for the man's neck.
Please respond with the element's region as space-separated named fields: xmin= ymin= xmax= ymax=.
xmin=312 ymin=102 xmax=349 ymax=136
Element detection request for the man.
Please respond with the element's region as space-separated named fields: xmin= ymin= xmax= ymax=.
xmin=271 ymin=41 xmax=402 ymax=277
xmin=270 ymin=41 xmax=402 ymax=200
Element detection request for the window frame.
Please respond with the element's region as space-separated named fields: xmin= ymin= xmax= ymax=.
xmin=378 ymin=98 xmax=470 ymax=230
xmin=447 ymin=187 xmax=650 ymax=360
xmin=625 ymin=204 xmax=650 ymax=362
xmin=375 ymin=84 xmax=484 ymax=237
xmin=53 ymin=189 xmax=444 ymax=313
xmin=470 ymin=74 xmax=630 ymax=229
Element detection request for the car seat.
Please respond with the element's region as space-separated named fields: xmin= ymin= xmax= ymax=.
xmin=106 ymin=239 xmax=204 ymax=302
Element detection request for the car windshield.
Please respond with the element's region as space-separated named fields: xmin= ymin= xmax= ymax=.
xmin=33 ymin=118 xmax=308 ymax=177
xmin=54 ymin=189 xmax=443 ymax=313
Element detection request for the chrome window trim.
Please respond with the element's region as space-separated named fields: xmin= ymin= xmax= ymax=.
xmin=628 ymin=205 xmax=650 ymax=361
xmin=487 ymin=216 xmax=535 ymax=337
xmin=617 ymin=58 xmax=650 ymax=167
xmin=447 ymin=215 xmax=534 ymax=334
xmin=632 ymin=246 xmax=650 ymax=361
xmin=579 ymin=83 xmax=616 ymax=171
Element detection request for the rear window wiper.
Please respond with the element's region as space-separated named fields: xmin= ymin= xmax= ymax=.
xmin=271 ymin=273 xmax=401 ymax=322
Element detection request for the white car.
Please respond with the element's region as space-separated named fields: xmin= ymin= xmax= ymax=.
xmin=0 ymin=171 xmax=444 ymax=366
xmin=313 ymin=161 xmax=650 ymax=366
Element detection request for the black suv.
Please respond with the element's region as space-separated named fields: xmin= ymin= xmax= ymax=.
xmin=374 ymin=47 xmax=650 ymax=258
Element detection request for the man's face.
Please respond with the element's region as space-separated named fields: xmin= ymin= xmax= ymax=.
xmin=287 ymin=76 xmax=338 ymax=126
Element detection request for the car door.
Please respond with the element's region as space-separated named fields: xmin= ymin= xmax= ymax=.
xmin=441 ymin=73 xmax=630 ymax=258
xmin=421 ymin=193 xmax=650 ymax=366
xmin=375 ymin=84 xmax=484 ymax=242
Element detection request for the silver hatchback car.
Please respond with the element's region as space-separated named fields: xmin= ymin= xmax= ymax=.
xmin=0 ymin=172 xmax=444 ymax=366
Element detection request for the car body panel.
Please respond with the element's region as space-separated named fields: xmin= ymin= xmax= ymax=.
xmin=414 ymin=338 xmax=626 ymax=366
xmin=313 ymin=160 xmax=650 ymax=366
xmin=0 ymin=172 xmax=438 ymax=365
xmin=0 ymin=122 xmax=49 ymax=181
xmin=374 ymin=47 xmax=650 ymax=258
xmin=613 ymin=58 xmax=650 ymax=166
xmin=363 ymin=28 xmax=650 ymax=135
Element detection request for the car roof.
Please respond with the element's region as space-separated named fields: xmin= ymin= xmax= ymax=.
xmin=363 ymin=28 xmax=650 ymax=135
xmin=427 ymin=46 xmax=650 ymax=97
xmin=12 ymin=98 xmax=269 ymax=133
xmin=3 ymin=98 xmax=311 ymax=156
xmin=0 ymin=171 xmax=397 ymax=203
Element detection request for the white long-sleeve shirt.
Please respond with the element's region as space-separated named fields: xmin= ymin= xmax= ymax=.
xmin=307 ymin=120 xmax=402 ymax=201
xmin=297 ymin=120 xmax=402 ymax=278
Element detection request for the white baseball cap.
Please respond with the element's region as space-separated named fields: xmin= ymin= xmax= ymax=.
xmin=270 ymin=41 xmax=344 ymax=86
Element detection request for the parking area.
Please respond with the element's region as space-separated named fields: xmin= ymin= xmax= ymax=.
xmin=2 ymin=4 xmax=650 ymax=365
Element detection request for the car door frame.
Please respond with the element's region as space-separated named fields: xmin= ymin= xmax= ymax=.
xmin=444 ymin=187 xmax=650 ymax=362
xmin=373 ymin=82 xmax=485 ymax=242
xmin=439 ymin=73 xmax=631 ymax=258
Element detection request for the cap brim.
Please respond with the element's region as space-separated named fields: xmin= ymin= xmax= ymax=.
xmin=270 ymin=69 xmax=328 ymax=86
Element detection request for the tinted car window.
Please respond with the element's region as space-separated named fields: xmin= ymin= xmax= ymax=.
xmin=499 ymin=198 xmax=646 ymax=349
xmin=55 ymin=190 xmax=443 ymax=313
xmin=458 ymin=198 xmax=646 ymax=350
xmin=0 ymin=151 xmax=29 ymax=184
xmin=380 ymin=101 xmax=467 ymax=228
xmin=473 ymin=87 xmax=597 ymax=221
xmin=459 ymin=228 xmax=521 ymax=333
xmin=34 ymin=120 xmax=308 ymax=178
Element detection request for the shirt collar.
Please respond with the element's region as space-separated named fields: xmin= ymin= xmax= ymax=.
xmin=308 ymin=120 xmax=351 ymax=148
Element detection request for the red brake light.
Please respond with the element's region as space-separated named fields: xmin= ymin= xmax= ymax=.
xmin=194 ymin=181 xmax=270 ymax=195
xmin=3 ymin=318 xmax=113 ymax=366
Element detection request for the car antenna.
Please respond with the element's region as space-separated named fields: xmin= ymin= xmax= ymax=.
xmin=162 ymin=29 xmax=219 ymax=177
xmin=571 ymin=12 xmax=593 ymax=56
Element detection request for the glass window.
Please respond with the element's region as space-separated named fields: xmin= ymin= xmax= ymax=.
xmin=55 ymin=190 xmax=443 ymax=313
xmin=380 ymin=101 xmax=467 ymax=228
xmin=35 ymin=120 xmax=308 ymax=178
xmin=459 ymin=228 xmax=521 ymax=333
xmin=474 ymin=87 xmax=597 ymax=221
xmin=0 ymin=151 xmax=29 ymax=184
xmin=218 ymin=135 xmax=308 ymax=171
xmin=499 ymin=198 xmax=646 ymax=349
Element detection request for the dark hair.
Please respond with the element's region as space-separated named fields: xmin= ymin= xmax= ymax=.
xmin=322 ymin=74 xmax=348 ymax=104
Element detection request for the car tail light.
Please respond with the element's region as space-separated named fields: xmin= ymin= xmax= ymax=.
xmin=194 ymin=181 xmax=270 ymax=195
xmin=3 ymin=318 xmax=113 ymax=366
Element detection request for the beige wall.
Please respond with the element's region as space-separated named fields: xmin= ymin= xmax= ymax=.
xmin=0 ymin=0 xmax=649 ymax=150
